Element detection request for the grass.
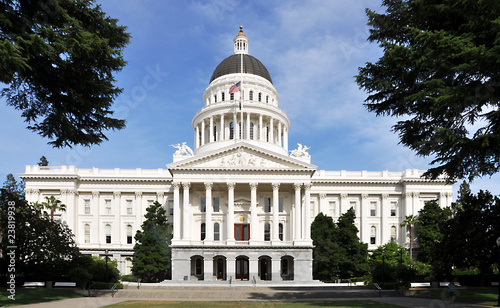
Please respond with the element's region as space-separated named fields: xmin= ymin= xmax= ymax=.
xmin=102 ymin=301 xmax=402 ymax=308
xmin=410 ymin=287 xmax=498 ymax=306
xmin=0 ymin=287 xmax=82 ymax=307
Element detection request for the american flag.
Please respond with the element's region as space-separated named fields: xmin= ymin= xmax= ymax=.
xmin=229 ymin=81 xmax=241 ymax=94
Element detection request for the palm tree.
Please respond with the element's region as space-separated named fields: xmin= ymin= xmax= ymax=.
xmin=35 ymin=196 xmax=66 ymax=221
xmin=400 ymin=214 xmax=418 ymax=259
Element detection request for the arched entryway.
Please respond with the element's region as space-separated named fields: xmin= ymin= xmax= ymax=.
xmin=190 ymin=255 xmax=204 ymax=280
xmin=259 ymin=256 xmax=272 ymax=281
xmin=235 ymin=256 xmax=249 ymax=280
xmin=281 ymin=256 xmax=294 ymax=281
xmin=214 ymin=256 xmax=226 ymax=280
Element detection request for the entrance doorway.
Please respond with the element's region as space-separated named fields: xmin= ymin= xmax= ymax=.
xmin=259 ymin=256 xmax=272 ymax=280
xmin=235 ymin=256 xmax=249 ymax=280
xmin=215 ymin=257 xmax=226 ymax=280
xmin=234 ymin=224 xmax=249 ymax=241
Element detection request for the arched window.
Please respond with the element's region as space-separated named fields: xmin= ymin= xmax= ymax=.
xmin=214 ymin=223 xmax=220 ymax=241
xmin=250 ymin=122 xmax=254 ymax=140
xmin=213 ymin=126 xmax=217 ymax=142
xmin=370 ymin=226 xmax=376 ymax=244
xmin=258 ymin=92 xmax=262 ymax=102
xmin=249 ymin=91 xmax=254 ymax=100
xmin=279 ymin=223 xmax=283 ymax=241
xmin=127 ymin=224 xmax=133 ymax=244
xmin=264 ymin=223 xmax=270 ymax=241
xmin=229 ymin=122 xmax=234 ymax=140
xmin=195 ymin=258 xmax=202 ymax=275
xmin=390 ymin=226 xmax=397 ymax=242
xmin=222 ymin=92 xmax=225 ymax=101
xmin=201 ymin=223 xmax=206 ymax=241
xmin=105 ymin=224 xmax=111 ymax=244
xmin=84 ymin=224 xmax=90 ymax=243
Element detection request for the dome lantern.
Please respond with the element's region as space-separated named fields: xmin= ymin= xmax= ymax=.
xmin=233 ymin=26 xmax=248 ymax=55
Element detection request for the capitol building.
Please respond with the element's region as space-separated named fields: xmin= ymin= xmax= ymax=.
xmin=21 ymin=27 xmax=453 ymax=283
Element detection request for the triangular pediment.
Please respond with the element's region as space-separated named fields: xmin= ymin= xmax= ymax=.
xmin=167 ymin=143 xmax=316 ymax=171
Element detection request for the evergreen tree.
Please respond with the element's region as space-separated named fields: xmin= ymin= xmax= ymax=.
xmin=2 ymin=174 xmax=24 ymax=200
xmin=1 ymin=0 xmax=130 ymax=147
xmin=132 ymin=201 xmax=171 ymax=282
xmin=416 ymin=200 xmax=449 ymax=264
xmin=356 ymin=0 xmax=500 ymax=181
xmin=311 ymin=209 xmax=369 ymax=281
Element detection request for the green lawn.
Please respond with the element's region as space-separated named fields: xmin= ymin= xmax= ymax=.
xmin=410 ymin=287 xmax=498 ymax=306
xmin=102 ymin=301 xmax=401 ymax=308
xmin=0 ymin=287 xmax=82 ymax=307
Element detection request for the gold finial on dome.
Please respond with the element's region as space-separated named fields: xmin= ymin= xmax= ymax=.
xmin=236 ymin=25 xmax=247 ymax=37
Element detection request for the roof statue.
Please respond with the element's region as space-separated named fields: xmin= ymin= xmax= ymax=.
xmin=171 ymin=142 xmax=194 ymax=157
xmin=290 ymin=143 xmax=310 ymax=158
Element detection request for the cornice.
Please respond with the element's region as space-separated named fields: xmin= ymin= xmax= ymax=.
xmin=171 ymin=245 xmax=313 ymax=250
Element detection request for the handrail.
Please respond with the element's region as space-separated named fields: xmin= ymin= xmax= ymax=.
xmin=111 ymin=282 xmax=118 ymax=297
xmin=87 ymin=281 xmax=96 ymax=297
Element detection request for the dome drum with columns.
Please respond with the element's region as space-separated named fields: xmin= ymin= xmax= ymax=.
xmin=19 ymin=27 xmax=453 ymax=284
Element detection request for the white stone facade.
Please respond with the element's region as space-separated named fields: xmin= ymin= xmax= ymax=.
xmin=20 ymin=28 xmax=453 ymax=283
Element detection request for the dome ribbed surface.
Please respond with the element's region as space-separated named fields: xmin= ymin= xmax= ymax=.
xmin=210 ymin=54 xmax=272 ymax=84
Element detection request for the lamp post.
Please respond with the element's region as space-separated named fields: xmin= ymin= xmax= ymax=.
xmin=496 ymin=237 xmax=500 ymax=307
xmin=105 ymin=249 xmax=109 ymax=289
xmin=382 ymin=250 xmax=386 ymax=289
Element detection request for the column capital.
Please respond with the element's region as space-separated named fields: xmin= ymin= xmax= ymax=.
xmin=341 ymin=193 xmax=348 ymax=199
xmin=135 ymin=191 xmax=142 ymax=198
xmin=113 ymin=191 xmax=121 ymax=199
xmin=382 ymin=194 xmax=389 ymax=200
xmin=172 ymin=182 xmax=181 ymax=189
xmin=204 ymin=182 xmax=213 ymax=190
xmin=92 ymin=191 xmax=100 ymax=198
xmin=272 ymin=182 xmax=280 ymax=190
xmin=157 ymin=191 xmax=164 ymax=199
xmin=303 ymin=183 xmax=311 ymax=190
xmin=319 ymin=193 xmax=326 ymax=199
xmin=362 ymin=193 xmax=368 ymax=200
xmin=293 ymin=182 xmax=302 ymax=190
xmin=227 ymin=182 xmax=235 ymax=189
xmin=413 ymin=192 xmax=420 ymax=198
xmin=249 ymin=182 xmax=258 ymax=190
xmin=182 ymin=182 xmax=191 ymax=190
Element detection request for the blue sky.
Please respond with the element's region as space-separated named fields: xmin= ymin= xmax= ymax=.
xmin=1 ymin=0 xmax=499 ymax=198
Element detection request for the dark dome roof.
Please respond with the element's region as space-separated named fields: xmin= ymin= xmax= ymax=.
xmin=210 ymin=54 xmax=272 ymax=84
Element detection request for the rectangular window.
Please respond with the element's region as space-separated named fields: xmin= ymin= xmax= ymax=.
xmin=126 ymin=200 xmax=133 ymax=215
xmin=168 ymin=200 xmax=174 ymax=215
xmin=84 ymin=199 xmax=90 ymax=214
xmin=279 ymin=197 xmax=283 ymax=212
xmin=214 ymin=223 xmax=220 ymax=241
xmin=391 ymin=202 xmax=397 ymax=217
xmin=350 ymin=201 xmax=356 ymax=214
xmin=84 ymin=224 xmax=90 ymax=243
xmin=310 ymin=201 xmax=315 ymax=218
xmin=105 ymin=200 xmax=111 ymax=214
xmin=328 ymin=201 xmax=336 ymax=217
xmin=230 ymin=93 xmax=234 ymax=100
xmin=264 ymin=198 xmax=271 ymax=213
xmin=235 ymin=224 xmax=249 ymax=241
xmin=213 ymin=197 xmax=220 ymax=212
xmin=370 ymin=236 xmax=376 ymax=244
xmin=201 ymin=197 xmax=206 ymax=212
xmin=264 ymin=223 xmax=270 ymax=241
xmin=106 ymin=235 xmax=111 ymax=244
xmin=370 ymin=201 xmax=377 ymax=217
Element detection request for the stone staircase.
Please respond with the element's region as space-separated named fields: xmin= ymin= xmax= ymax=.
xmin=100 ymin=285 xmax=401 ymax=301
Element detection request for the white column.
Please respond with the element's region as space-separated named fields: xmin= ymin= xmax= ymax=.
xmin=240 ymin=110 xmax=244 ymax=139
xmin=381 ymin=194 xmax=388 ymax=244
xmin=278 ymin=122 xmax=282 ymax=147
xmin=173 ymin=182 xmax=181 ymax=241
xmin=233 ymin=112 xmax=237 ymax=140
xmin=340 ymin=193 xmax=348 ymax=215
xmin=319 ymin=193 xmax=326 ymax=215
xmin=182 ymin=183 xmax=191 ymax=241
xmin=209 ymin=116 xmax=214 ymax=143
xmin=201 ymin=120 xmax=205 ymax=146
xmin=259 ymin=114 xmax=263 ymax=141
xmin=294 ymin=183 xmax=301 ymax=241
xmin=250 ymin=182 xmax=258 ymax=244
xmin=92 ymin=191 xmax=100 ymax=245
xmin=304 ymin=183 xmax=311 ymax=241
xmin=269 ymin=118 xmax=274 ymax=144
xmin=284 ymin=127 xmax=288 ymax=151
xmin=205 ymin=182 xmax=213 ymax=242
xmin=195 ymin=125 xmax=199 ymax=149
xmin=227 ymin=182 xmax=235 ymax=244
xmin=246 ymin=113 xmax=250 ymax=140
xmin=361 ymin=194 xmax=368 ymax=243
xmin=113 ymin=191 xmax=121 ymax=245
xmin=272 ymin=182 xmax=280 ymax=242
xmin=220 ymin=114 xmax=225 ymax=141
xmin=134 ymin=192 xmax=142 ymax=238
xmin=67 ymin=190 xmax=77 ymax=235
